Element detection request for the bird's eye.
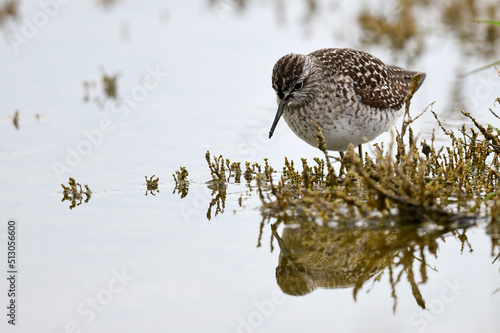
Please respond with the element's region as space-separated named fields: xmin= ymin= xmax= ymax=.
xmin=293 ymin=81 xmax=303 ymax=90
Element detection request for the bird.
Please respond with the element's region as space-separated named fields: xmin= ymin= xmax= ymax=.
xmin=269 ymin=48 xmax=426 ymax=151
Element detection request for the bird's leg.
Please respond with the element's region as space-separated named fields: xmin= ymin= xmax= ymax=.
xmin=358 ymin=145 xmax=363 ymax=160
xmin=339 ymin=151 xmax=345 ymax=177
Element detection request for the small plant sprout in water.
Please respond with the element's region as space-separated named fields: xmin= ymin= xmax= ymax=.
xmin=205 ymin=150 xmax=271 ymax=186
xmin=172 ymin=167 xmax=189 ymax=198
xmin=61 ymin=177 xmax=92 ymax=209
xmin=145 ymin=175 xmax=159 ymax=196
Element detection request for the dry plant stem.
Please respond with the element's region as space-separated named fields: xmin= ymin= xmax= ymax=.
xmin=347 ymin=146 xmax=450 ymax=220
xmin=490 ymin=108 xmax=500 ymax=120
xmin=348 ymin=147 xmax=414 ymax=205
xmin=461 ymin=110 xmax=500 ymax=153
xmin=338 ymin=151 xmax=346 ymax=177
xmin=397 ymin=73 xmax=427 ymax=162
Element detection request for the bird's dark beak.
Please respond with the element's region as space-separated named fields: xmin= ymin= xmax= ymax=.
xmin=269 ymin=99 xmax=287 ymax=139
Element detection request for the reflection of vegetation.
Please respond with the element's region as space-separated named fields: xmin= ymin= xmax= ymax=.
xmin=172 ymin=167 xmax=189 ymax=198
xmin=83 ymin=67 xmax=120 ymax=106
xmin=208 ymin=0 xmax=499 ymax=61
xmin=359 ymin=1 xmax=498 ymax=61
xmin=0 ymin=0 xmax=18 ymax=27
xmin=82 ymin=81 xmax=94 ymax=103
xmin=358 ymin=0 xmax=425 ymax=61
xmin=204 ymin=151 xmax=246 ymax=220
xmin=12 ymin=109 xmax=18 ymax=130
xmin=97 ymin=0 xmax=122 ymax=8
xmin=208 ymin=0 xmax=318 ymax=24
xmin=145 ymin=175 xmax=159 ymax=196
xmin=359 ymin=0 xmax=500 ymax=60
xmin=102 ymin=72 xmax=119 ymax=100
xmin=466 ymin=20 xmax=500 ymax=74
xmin=61 ymin=177 xmax=92 ymax=209
xmin=203 ymin=151 xmax=280 ymax=220
xmin=172 ymin=152 xmax=273 ymax=220
xmin=443 ymin=2 xmax=499 ymax=57
xmin=271 ymin=219 xmax=474 ymax=311
xmin=207 ymin=0 xmax=247 ymax=13
xmin=206 ymin=180 xmax=226 ymax=220
xmin=487 ymin=196 xmax=500 ymax=295
xmin=488 ymin=196 xmax=500 ymax=260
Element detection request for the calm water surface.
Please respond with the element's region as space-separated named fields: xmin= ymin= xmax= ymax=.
xmin=0 ymin=1 xmax=499 ymax=332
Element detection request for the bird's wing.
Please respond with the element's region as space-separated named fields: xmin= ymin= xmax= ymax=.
xmin=347 ymin=58 xmax=410 ymax=110
xmin=341 ymin=51 xmax=424 ymax=110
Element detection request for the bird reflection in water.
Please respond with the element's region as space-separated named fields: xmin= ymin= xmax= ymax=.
xmin=272 ymin=220 xmax=474 ymax=312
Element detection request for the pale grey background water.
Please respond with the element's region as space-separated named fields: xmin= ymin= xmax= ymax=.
xmin=0 ymin=1 xmax=499 ymax=332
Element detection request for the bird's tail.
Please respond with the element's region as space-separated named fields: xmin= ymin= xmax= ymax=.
xmin=388 ymin=65 xmax=426 ymax=92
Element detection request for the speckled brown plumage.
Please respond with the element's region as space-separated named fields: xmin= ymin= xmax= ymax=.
xmin=269 ymin=48 xmax=426 ymax=151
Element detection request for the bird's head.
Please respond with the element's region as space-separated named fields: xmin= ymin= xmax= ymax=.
xmin=269 ymin=53 xmax=315 ymax=139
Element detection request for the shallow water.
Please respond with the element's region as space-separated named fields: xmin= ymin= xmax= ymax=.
xmin=0 ymin=1 xmax=499 ymax=332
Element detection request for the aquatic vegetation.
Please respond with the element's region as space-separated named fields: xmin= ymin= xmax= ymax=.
xmin=172 ymin=167 xmax=189 ymax=198
xmin=174 ymin=72 xmax=500 ymax=237
xmin=205 ymin=151 xmax=245 ymax=185
xmin=175 ymin=101 xmax=500 ymax=226
xmin=145 ymin=175 xmax=159 ymax=196
xmin=61 ymin=177 xmax=92 ymax=209
xmin=259 ymin=108 xmax=498 ymax=224
xmin=357 ymin=0 xmax=425 ymax=60
xmin=204 ymin=150 xmax=275 ymax=186
xmin=474 ymin=20 xmax=500 ymax=27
